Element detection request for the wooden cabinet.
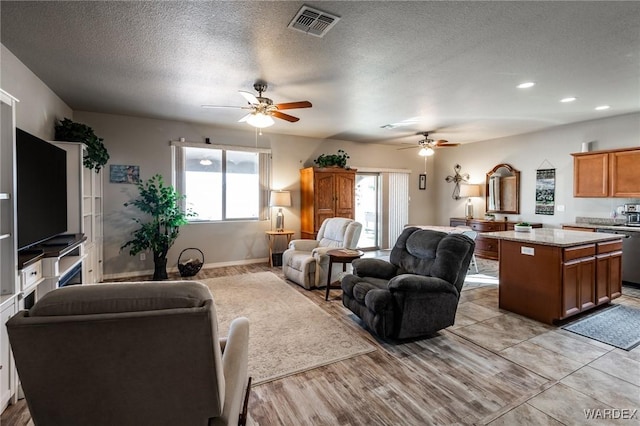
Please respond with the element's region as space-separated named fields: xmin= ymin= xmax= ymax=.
xmin=300 ymin=167 xmax=356 ymax=239
xmin=562 ymin=244 xmax=596 ymax=317
xmin=450 ymin=218 xmax=542 ymax=260
xmin=498 ymin=237 xmax=622 ymax=324
xmin=595 ymin=240 xmax=623 ymax=304
xmin=572 ymin=147 xmax=640 ymax=197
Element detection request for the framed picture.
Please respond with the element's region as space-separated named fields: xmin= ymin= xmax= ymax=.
xmin=419 ymin=174 xmax=427 ymax=190
xmin=110 ymin=164 xmax=140 ymax=184
xmin=535 ymin=168 xmax=555 ymax=215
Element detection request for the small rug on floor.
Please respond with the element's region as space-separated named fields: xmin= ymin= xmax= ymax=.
xmin=562 ymin=305 xmax=640 ymax=350
xmin=202 ymin=272 xmax=375 ymax=385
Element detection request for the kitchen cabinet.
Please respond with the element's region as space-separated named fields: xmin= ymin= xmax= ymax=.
xmin=300 ymin=167 xmax=356 ymax=239
xmin=572 ymin=147 xmax=640 ymax=198
xmin=484 ymin=229 xmax=623 ymax=324
xmin=450 ymin=218 xmax=542 ymax=260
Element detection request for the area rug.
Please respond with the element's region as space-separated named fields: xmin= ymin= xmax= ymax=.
xmin=202 ymin=272 xmax=375 ymax=385
xmin=562 ymin=305 xmax=640 ymax=350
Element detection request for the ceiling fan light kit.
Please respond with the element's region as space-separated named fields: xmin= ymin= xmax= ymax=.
xmin=246 ymin=112 xmax=275 ymax=128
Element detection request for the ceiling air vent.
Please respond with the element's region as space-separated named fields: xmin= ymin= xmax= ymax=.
xmin=288 ymin=5 xmax=340 ymax=38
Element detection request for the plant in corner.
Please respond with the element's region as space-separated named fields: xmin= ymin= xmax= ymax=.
xmin=314 ymin=149 xmax=350 ymax=168
xmin=55 ymin=118 xmax=110 ymax=172
xmin=121 ymin=174 xmax=194 ymax=280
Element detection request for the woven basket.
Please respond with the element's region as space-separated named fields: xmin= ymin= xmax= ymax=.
xmin=177 ymin=248 xmax=204 ymax=277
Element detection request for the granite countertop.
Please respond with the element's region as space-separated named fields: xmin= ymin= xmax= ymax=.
xmin=562 ymin=222 xmax=640 ymax=232
xmin=482 ymin=228 xmax=623 ymax=247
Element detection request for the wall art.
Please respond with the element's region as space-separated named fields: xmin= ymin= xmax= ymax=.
xmin=110 ymin=164 xmax=140 ymax=184
xmin=535 ymin=168 xmax=555 ymax=215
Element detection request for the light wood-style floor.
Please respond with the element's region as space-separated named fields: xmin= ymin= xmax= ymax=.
xmin=2 ymin=260 xmax=639 ymax=425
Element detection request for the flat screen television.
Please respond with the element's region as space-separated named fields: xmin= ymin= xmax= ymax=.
xmin=16 ymin=128 xmax=68 ymax=250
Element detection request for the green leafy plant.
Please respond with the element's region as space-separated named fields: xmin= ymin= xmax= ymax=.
xmin=121 ymin=174 xmax=195 ymax=280
xmin=516 ymin=222 xmax=531 ymax=226
xmin=55 ymin=118 xmax=110 ymax=172
xmin=314 ymin=149 xmax=350 ymax=168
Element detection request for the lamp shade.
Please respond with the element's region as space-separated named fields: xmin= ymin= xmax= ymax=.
xmin=269 ymin=190 xmax=291 ymax=207
xmin=459 ymin=184 xmax=481 ymax=198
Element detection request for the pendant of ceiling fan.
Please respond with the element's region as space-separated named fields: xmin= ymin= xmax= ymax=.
xmin=202 ymin=82 xmax=312 ymax=126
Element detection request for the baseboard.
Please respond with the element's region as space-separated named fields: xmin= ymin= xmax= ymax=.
xmin=103 ymin=257 xmax=270 ymax=281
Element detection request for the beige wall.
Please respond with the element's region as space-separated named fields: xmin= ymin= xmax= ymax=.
xmin=0 ymin=45 xmax=72 ymax=139
xmin=432 ymin=112 xmax=640 ymax=226
xmin=73 ymin=111 xmax=434 ymax=277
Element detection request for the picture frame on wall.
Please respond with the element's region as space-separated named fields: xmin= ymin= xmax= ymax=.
xmin=419 ymin=173 xmax=427 ymax=190
xmin=110 ymin=164 xmax=140 ymax=184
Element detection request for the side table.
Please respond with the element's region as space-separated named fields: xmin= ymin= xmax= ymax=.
xmin=265 ymin=230 xmax=295 ymax=267
xmin=325 ymin=249 xmax=364 ymax=301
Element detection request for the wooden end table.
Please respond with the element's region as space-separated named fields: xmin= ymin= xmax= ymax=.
xmin=265 ymin=230 xmax=294 ymax=267
xmin=325 ymin=249 xmax=364 ymax=301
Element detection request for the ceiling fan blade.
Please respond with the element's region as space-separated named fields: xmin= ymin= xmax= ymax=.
xmin=238 ymin=113 xmax=252 ymax=123
xmin=201 ymin=105 xmax=248 ymax=109
xmin=239 ymin=90 xmax=259 ymax=105
xmin=396 ymin=145 xmax=419 ymax=151
xmin=272 ymin=111 xmax=299 ymax=123
xmin=275 ymin=101 xmax=312 ymax=110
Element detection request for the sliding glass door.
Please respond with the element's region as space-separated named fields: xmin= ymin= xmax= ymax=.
xmin=355 ymin=173 xmax=380 ymax=250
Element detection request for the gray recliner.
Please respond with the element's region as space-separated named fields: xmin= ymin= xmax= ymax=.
xmin=7 ymin=281 xmax=250 ymax=426
xmin=282 ymin=217 xmax=362 ymax=289
xmin=341 ymin=227 xmax=475 ymax=340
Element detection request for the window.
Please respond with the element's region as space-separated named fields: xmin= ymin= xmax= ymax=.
xmin=172 ymin=143 xmax=271 ymax=222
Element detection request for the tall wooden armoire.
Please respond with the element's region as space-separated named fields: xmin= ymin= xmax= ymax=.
xmin=300 ymin=167 xmax=357 ymax=239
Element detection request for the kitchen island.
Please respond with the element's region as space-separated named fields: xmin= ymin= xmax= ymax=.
xmin=482 ymin=228 xmax=624 ymax=324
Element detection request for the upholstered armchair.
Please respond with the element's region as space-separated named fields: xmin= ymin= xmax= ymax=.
xmin=341 ymin=227 xmax=475 ymax=340
xmin=283 ymin=217 xmax=362 ymax=289
xmin=7 ymin=281 xmax=250 ymax=426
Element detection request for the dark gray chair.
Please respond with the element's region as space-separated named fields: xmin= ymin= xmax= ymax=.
xmin=341 ymin=227 xmax=475 ymax=340
xmin=7 ymin=281 xmax=250 ymax=426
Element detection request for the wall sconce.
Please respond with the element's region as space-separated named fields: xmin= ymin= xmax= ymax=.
xmin=459 ymin=184 xmax=481 ymax=219
xmin=269 ymin=190 xmax=291 ymax=231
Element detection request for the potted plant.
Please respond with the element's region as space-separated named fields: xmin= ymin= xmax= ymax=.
xmin=55 ymin=118 xmax=110 ymax=172
xmin=514 ymin=222 xmax=533 ymax=232
xmin=121 ymin=174 xmax=194 ymax=280
xmin=314 ymin=149 xmax=350 ymax=168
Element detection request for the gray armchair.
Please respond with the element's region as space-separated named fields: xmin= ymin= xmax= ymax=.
xmin=341 ymin=227 xmax=475 ymax=340
xmin=282 ymin=217 xmax=362 ymax=289
xmin=7 ymin=281 xmax=249 ymax=426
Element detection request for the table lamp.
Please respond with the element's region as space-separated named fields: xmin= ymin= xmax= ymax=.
xmin=270 ymin=190 xmax=291 ymax=231
xmin=459 ymin=184 xmax=481 ymax=219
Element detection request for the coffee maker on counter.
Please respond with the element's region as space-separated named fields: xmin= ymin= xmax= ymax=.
xmin=623 ymin=203 xmax=640 ymax=227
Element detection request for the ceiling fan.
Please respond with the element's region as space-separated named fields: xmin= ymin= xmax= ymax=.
xmin=398 ymin=132 xmax=459 ymax=156
xmin=202 ymin=82 xmax=312 ymax=128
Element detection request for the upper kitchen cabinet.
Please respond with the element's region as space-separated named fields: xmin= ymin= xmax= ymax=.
xmin=572 ymin=148 xmax=640 ymax=198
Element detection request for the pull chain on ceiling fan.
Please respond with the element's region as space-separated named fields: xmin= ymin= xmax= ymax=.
xmin=202 ymin=82 xmax=312 ymax=128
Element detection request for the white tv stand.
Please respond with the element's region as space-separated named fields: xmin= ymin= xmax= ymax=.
xmin=18 ymin=234 xmax=86 ymax=307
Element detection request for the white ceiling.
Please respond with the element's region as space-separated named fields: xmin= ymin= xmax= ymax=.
xmin=1 ymin=1 xmax=639 ymax=146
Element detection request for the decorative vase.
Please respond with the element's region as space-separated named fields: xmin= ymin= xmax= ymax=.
xmin=153 ymin=256 xmax=168 ymax=280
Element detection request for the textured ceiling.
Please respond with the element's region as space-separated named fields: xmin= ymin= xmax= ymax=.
xmin=1 ymin=1 xmax=639 ymax=146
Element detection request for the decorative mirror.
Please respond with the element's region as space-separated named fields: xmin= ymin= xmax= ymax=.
xmin=486 ymin=164 xmax=520 ymax=214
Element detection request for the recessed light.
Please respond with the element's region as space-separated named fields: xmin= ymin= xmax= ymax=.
xmin=517 ymin=82 xmax=535 ymax=89
xmin=560 ymin=97 xmax=577 ymax=103
xmin=595 ymin=105 xmax=610 ymax=111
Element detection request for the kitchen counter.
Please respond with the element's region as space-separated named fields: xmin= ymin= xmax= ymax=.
xmin=484 ymin=228 xmax=623 ymax=324
xmin=481 ymin=228 xmax=623 ymax=247
xmin=561 ymin=222 xmax=640 ymax=232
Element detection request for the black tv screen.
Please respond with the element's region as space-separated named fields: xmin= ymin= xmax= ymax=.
xmin=16 ymin=128 xmax=68 ymax=250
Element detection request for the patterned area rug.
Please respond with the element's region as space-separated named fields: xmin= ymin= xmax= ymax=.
xmin=202 ymin=272 xmax=375 ymax=385
xmin=562 ymin=305 xmax=640 ymax=350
